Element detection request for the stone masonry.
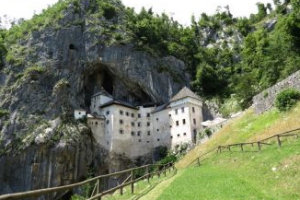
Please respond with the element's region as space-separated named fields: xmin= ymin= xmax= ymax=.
xmin=252 ymin=70 xmax=300 ymax=114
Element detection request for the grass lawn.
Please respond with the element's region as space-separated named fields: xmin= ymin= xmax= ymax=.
xmin=157 ymin=139 xmax=300 ymax=200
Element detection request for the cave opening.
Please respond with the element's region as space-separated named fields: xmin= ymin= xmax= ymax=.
xmin=102 ymin=72 xmax=114 ymax=95
xmin=69 ymin=44 xmax=76 ymax=50
xmin=83 ymin=67 xmax=114 ymax=109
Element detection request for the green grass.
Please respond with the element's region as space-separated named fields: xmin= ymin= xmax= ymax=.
xmin=157 ymin=139 xmax=300 ymax=200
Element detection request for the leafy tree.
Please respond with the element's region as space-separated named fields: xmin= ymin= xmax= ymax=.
xmin=275 ymin=89 xmax=300 ymax=111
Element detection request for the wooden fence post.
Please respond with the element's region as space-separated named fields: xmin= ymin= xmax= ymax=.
xmin=120 ymin=184 xmax=123 ymax=196
xmin=240 ymin=144 xmax=244 ymax=152
xmin=157 ymin=167 xmax=161 ymax=178
xmin=96 ymin=178 xmax=101 ymax=200
xmin=257 ymin=142 xmax=261 ymax=151
xmin=277 ymin=135 xmax=282 ymax=147
xmin=146 ymin=165 xmax=150 ymax=183
xmin=228 ymin=146 xmax=231 ymax=152
xmin=131 ymin=170 xmax=134 ymax=194
xmin=197 ymin=158 xmax=200 ymax=166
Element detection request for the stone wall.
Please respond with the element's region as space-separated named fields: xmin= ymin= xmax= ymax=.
xmin=252 ymin=70 xmax=300 ymax=114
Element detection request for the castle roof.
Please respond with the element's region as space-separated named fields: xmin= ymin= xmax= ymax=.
xmin=92 ymin=90 xmax=113 ymax=98
xmin=100 ymin=100 xmax=138 ymax=110
xmin=170 ymin=87 xmax=201 ymax=102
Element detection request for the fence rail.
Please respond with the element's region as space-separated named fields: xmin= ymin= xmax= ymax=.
xmin=0 ymin=162 xmax=176 ymax=200
xmin=191 ymin=127 xmax=300 ymax=166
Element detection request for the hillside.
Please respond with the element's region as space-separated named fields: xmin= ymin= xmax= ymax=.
xmin=140 ymin=103 xmax=300 ymax=199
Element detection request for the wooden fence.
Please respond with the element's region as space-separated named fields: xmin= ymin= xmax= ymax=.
xmin=191 ymin=127 xmax=300 ymax=166
xmin=0 ymin=162 xmax=176 ymax=200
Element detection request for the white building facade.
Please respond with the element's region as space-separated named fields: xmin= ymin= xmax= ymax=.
xmin=86 ymin=87 xmax=203 ymax=159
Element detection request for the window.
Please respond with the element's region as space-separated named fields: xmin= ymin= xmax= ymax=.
xmin=171 ymin=136 xmax=173 ymax=139
xmin=170 ymin=125 xmax=172 ymax=128
xmin=156 ymin=118 xmax=159 ymax=121
xmin=177 ymin=134 xmax=180 ymax=137
xmin=131 ymin=131 xmax=135 ymax=136
xmin=138 ymin=114 xmax=141 ymax=118
xmin=175 ymin=109 xmax=178 ymax=115
xmin=169 ymin=114 xmax=171 ymax=117
xmin=147 ymin=131 xmax=151 ymax=136
xmin=147 ymin=141 xmax=150 ymax=143
xmin=131 ymin=122 xmax=135 ymax=127
xmin=137 ymin=131 xmax=141 ymax=136
xmin=138 ymin=122 xmax=141 ymax=127
xmin=131 ymin=113 xmax=135 ymax=118
xmin=157 ymin=129 xmax=159 ymax=132
xmin=147 ymin=122 xmax=150 ymax=127
xmin=157 ymin=139 xmax=160 ymax=141
xmin=106 ymin=111 xmax=110 ymax=115
xmin=126 ymin=112 xmax=129 ymax=116
xmin=192 ymin=107 xmax=195 ymax=113
xmin=138 ymin=139 xmax=142 ymax=142
xmin=119 ymin=130 xmax=124 ymax=134
xmin=120 ymin=110 xmax=123 ymax=115
xmin=181 ymin=107 xmax=184 ymax=113
xmin=79 ymin=112 xmax=81 ymax=115
xmin=184 ymin=132 xmax=187 ymax=136
xmin=106 ymin=120 xmax=109 ymax=124
xmin=147 ymin=113 xmax=150 ymax=117
xmin=95 ymin=121 xmax=98 ymax=125
xmin=183 ymin=119 xmax=186 ymax=125
xmin=193 ymin=119 xmax=196 ymax=125
xmin=176 ymin=121 xmax=179 ymax=126
xmin=119 ymin=120 xmax=123 ymax=124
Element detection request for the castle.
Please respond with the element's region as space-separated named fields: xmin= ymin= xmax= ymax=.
xmin=75 ymin=87 xmax=204 ymax=159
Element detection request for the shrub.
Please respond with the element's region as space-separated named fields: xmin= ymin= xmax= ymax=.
xmin=275 ymin=89 xmax=300 ymax=111
xmin=0 ymin=109 xmax=9 ymax=118
xmin=24 ymin=65 xmax=46 ymax=80
xmin=204 ymin=128 xmax=212 ymax=137
xmin=101 ymin=2 xmax=117 ymax=20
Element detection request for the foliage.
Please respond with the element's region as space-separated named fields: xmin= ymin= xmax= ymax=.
xmin=24 ymin=65 xmax=46 ymax=80
xmin=0 ymin=29 xmax=7 ymax=68
xmin=275 ymin=89 xmax=300 ymax=111
xmin=0 ymin=109 xmax=9 ymax=118
xmin=158 ymin=153 xmax=177 ymax=165
xmin=204 ymin=128 xmax=212 ymax=137
xmin=101 ymin=2 xmax=117 ymax=19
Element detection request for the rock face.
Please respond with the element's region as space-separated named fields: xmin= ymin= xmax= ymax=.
xmin=0 ymin=0 xmax=189 ymax=196
xmin=253 ymin=70 xmax=300 ymax=114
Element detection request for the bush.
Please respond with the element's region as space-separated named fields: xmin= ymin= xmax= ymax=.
xmin=24 ymin=65 xmax=46 ymax=80
xmin=0 ymin=109 xmax=9 ymax=118
xmin=204 ymin=128 xmax=212 ymax=137
xmin=101 ymin=2 xmax=117 ymax=20
xmin=275 ymin=89 xmax=300 ymax=111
